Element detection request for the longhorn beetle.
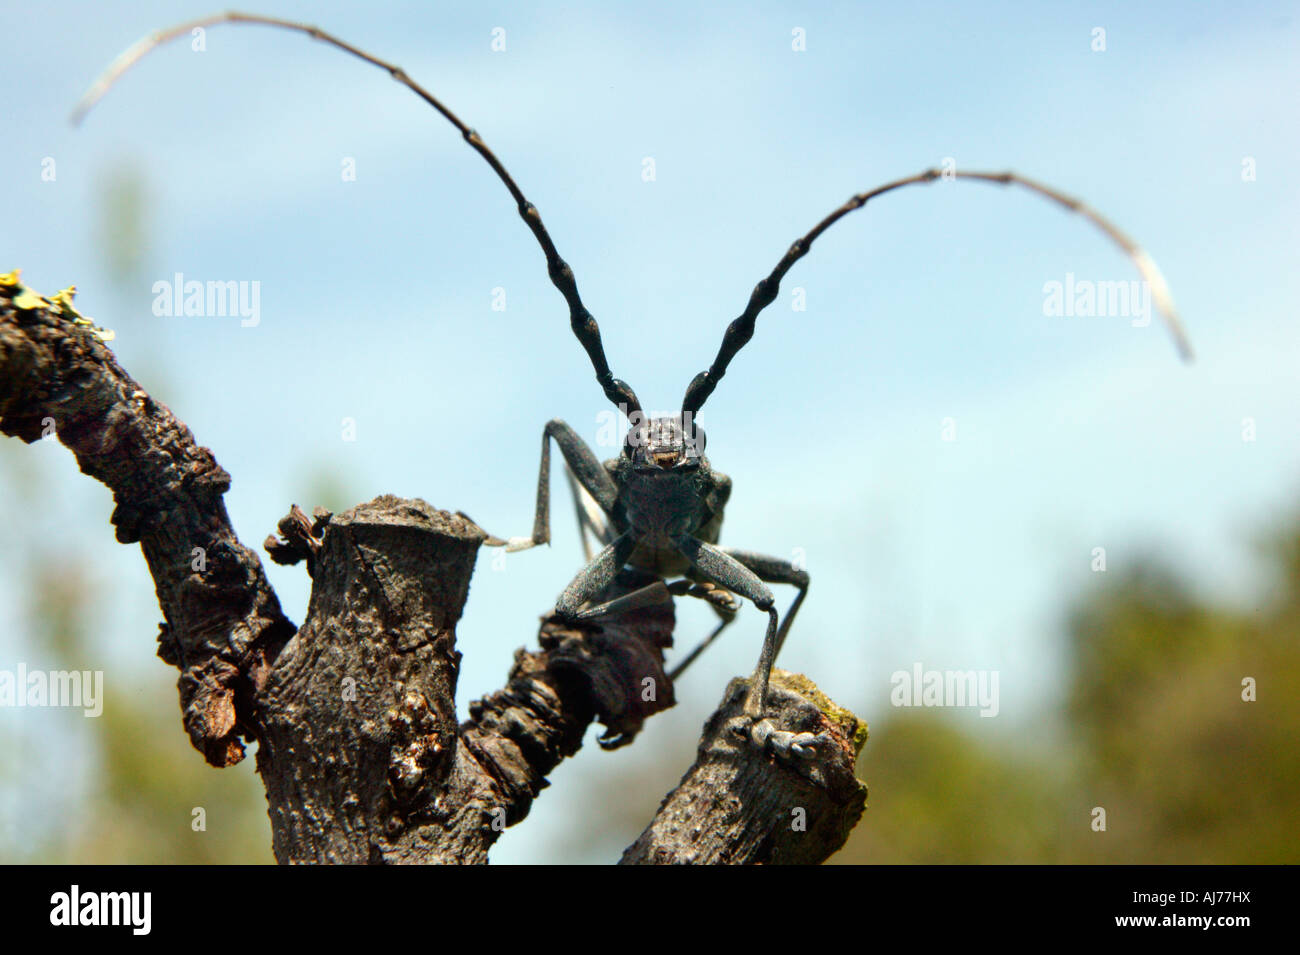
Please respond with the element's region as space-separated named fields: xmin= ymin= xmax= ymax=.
xmin=76 ymin=13 xmax=1193 ymax=760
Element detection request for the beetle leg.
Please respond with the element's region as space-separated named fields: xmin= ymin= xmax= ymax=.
xmin=564 ymin=577 xmax=672 ymax=620
xmin=479 ymin=419 xmax=618 ymax=553
xmin=673 ymin=538 xmax=822 ymax=759
xmin=667 ymin=584 xmax=739 ymax=680
xmin=564 ymin=461 xmax=614 ymax=563
xmin=554 ymin=532 xmax=638 ymax=619
xmin=716 ymin=548 xmax=809 ymax=661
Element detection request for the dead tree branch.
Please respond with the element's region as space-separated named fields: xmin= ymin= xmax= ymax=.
xmin=0 ymin=277 xmax=295 ymax=767
xmin=621 ymin=671 xmax=868 ymax=864
xmin=1 ymin=282 xmax=867 ymax=863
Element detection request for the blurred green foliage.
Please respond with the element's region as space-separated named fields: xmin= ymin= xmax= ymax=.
xmin=835 ymin=517 xmax=1300 ymax=864
xmin=95 ymin=163 xmax=150 ymax=288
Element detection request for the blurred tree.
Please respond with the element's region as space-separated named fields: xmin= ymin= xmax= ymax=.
xmin=95 ymin=162 xmax=149 ymax=286
xmin=834 ymin=714 xmax=1066 ymax=864
xmin=24 ymin=553 xmax=273 ymax=864
xmin=834 ymin=513 xmax=1300 ymax=864
xmin=1061 ymin=541 xmax=1299 ymax=863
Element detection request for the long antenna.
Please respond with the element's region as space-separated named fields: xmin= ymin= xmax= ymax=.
xmin=73 ymin=11 xmax=642 ymax=414
xmin=681 ymin=168 xmax=1193 ymax=417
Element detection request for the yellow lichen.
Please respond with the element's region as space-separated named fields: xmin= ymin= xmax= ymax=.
xmin=6 ymin=273 xmax=115 ymax=343
xmin=13 ymin=289 xmax=46 ymax=310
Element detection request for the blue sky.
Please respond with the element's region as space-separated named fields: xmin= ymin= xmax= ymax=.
xmin=2 ymin=0 xmax=1297 ymax=862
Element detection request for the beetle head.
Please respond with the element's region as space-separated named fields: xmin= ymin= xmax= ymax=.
xmin=624 ymin=413 xmax=706 ymax=472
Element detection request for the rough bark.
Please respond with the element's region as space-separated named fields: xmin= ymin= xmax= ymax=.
xmin=0 ymin=277 xmax=295 ymax=767
xmin=1 ymin=280 xmax=868 ymax=864
xmin=255 ymin=498 xmax=676 ymax=863
xmin=621 ymin=671 xmax=868 ymax=864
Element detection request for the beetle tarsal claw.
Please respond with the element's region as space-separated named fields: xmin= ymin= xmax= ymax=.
xmin=597 ymin=728 xmax=635 ymax=750
xmin=746 ymin=717 xmax=826 ymax=761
